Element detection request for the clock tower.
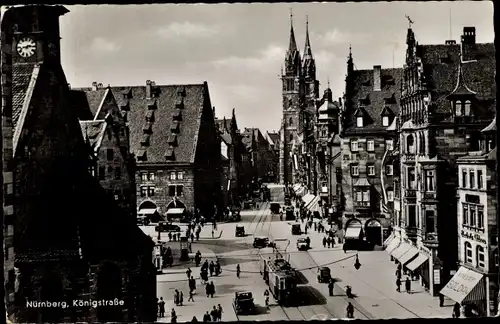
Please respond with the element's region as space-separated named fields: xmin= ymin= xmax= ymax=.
xmin=7 ymin=5 xmax=68 ymax=65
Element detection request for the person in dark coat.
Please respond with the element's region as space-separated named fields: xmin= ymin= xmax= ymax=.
xmin=439 ymin=293 xmax=444 ymax=307
xmin=192 ymin=316 xmax=198 ymax=322
xmin=323 ymin=237 xmax=327 ymax=248
xmin=396 ymin=277 xmax=401 ymax=292
xmin=158 ymin=297 xmax=165 ymax=317
xmin=179 ymin=291 xmax=184 ymax=306
xmin=328 ymin=280 xmax=334 ymax=296
xmin=203 ymin=311 xmax=211 ymax=322
xmin=453 ymin=302 xmax=461 ymax=318
xmin=174 ymin=290 xmax=179 ymax=306
xmin=203 ymin=260 xmax=209 ymax=271
xmin=188 ymin=289 xmax=195 ymax=302
xmin=209 ymin=281 xmax=215 ymax=298
xmin=217 ymin=304 xmax=223 ymax=321
xmin=186 ymin=268 xmax=192 ymax=279
xmin=405 ymin=277 xmax=411 ymax=294
xmin=168 ymin=232 xmax=173 ymax=241
xmin=210 ymin=306 xmax=217 ymax=321
xmin=171 ymin=309 xmax=177 ymax=323
xmin=209 ymin=261 xmax=215 ymax=276
xmin=346 ymin=302 xmax=354 ymax=318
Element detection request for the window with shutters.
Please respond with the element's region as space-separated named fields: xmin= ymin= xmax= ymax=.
xmin=148 ymin=172 xmax=155 ymax=181
xmin=462 ymin=169 xmax=467 ymax=188
xmin=469 ymin=170 xmax=475 ymax=189
xmin=141 ymin=172 xmax=148 ymax=181
xmin=462 ymin=203 xmax=469 ymax=225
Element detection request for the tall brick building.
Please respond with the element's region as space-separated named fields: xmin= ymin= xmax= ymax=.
xmin=389 ymin=26 xmax=495 ymax=297
xmin=2 ymin=5 xmax=156 ymax=322
xmin=279 ymin=15 xmax=319 ymax=189
xmin=72 ymin=86 xmax=137 ymax=220
xmin=341 ymin=48 xmax=402 ymax=246
xmin=79 ymin=81 xmax=222 ymax=220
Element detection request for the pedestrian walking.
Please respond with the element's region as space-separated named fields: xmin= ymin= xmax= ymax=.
xmin=217 ymin=304 xmax=223 ymax=321
xmin=209 ymin=281 xmax=215 ymax=298
xmin=328 ymin=280 xmax=334 ymax=296
xmin=396 ymin=277 xmax=401 ymax=292
xmin=343 ymin=244 xmax=347 ymax=253
xmin=236 ymin=264 xmax=241 ymax=278
xmin=186 ymin=268 xmax=192 ymax=279
xmin=327 ymin=237 xmax=331 ymax=248
xmin=210 ymin=306 xmax=217 ymax=321
xmin=396 ymin=268 xmax=402 ymax=279
xmin=191 ymin=232 xmax=195 ymax=243
xmin=168 ymin=232 xmax=173 ymax=242
xmin=170 ymin=308 xmax=177 ymax=323
xmin=209 ymin=261 xmax=215 ymax=276
xmin=439 ymin=293 xmax=444 ymax=307
xmin=346 ymin=302 xmax=354 ymax=318
xmin=453 ymin=302 xmax=461 ymax=318
xmin=203 ymin=311 xmax=211 ymax=322
xmin=174 ymin=290 xmax=179 ymax=306
xmin=323 ymin=237 xmax=327 ymax=248
xmin=179 ymin=291 xmax=184 ymax=306
xmin=192 ymin=316 xmax=198 ymax=322
xmin=188 ymin=290 xmax=195 ymax=302
xmin=205 ymin=282 xmax=210 ymax=298
xmin=405 ymin=277 xmax=411 ymax=294
xmin=211 ymin=229 xmax=214 ymax=238
xmin=159 ymin=297 xmax=165 ymax=317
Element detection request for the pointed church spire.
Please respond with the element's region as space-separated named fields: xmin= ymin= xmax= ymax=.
xmin=288 ymin=8 xmax=297 ymax=53
xmin=303 ymin=15 xmax=312 ymax=57
xmin=347 ymin=44 xmax=354 ymax=75
xmin=230 ymin=108 xmax=238 ymax=132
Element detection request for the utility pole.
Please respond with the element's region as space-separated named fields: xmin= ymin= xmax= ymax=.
xmin=0 ymin=5 xmax=6 ymax=324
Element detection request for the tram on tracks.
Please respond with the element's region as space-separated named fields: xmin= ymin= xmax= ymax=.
xmin=259 ymin=249 xmax=297 ymax=306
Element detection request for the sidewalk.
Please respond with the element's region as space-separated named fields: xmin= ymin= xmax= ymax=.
xmin=308 ymin=250 xmax=452 ymax=319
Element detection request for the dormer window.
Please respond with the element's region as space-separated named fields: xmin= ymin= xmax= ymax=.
xmin=356 ymin=116 xmax=363 ymax=128
xmin=464 ymin=100 xmax=471 ymax=115
xmin=455 ymin=100 xmax=462 ymax=116
xmin=382 ymin=116 xmax=390 ymax=127
xmin=454 ymin=99 xmax=473 ymax=117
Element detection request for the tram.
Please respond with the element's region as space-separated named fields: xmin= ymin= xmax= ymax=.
xmin=259 ymin=253 xmax=297 ymax=306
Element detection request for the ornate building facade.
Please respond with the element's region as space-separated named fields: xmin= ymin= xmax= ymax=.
xmin=279 ymin=15 xmax=319 ymax=191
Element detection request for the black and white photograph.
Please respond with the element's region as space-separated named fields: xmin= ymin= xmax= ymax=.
xmin=0 ymin=1 xmax=497 ymax=323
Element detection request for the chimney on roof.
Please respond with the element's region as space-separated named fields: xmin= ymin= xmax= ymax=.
xmin=445 ymin=40 xmax=456 ymax=45
xmin=92 ymin=81 xmax=98 ymax=91
xmin=146 ymin=80 xmax=153 ymax=99
xmin=373 ymin=65 xmax=381 ymax=91
xmin=461 ymin=27 xmax=476 ymax=45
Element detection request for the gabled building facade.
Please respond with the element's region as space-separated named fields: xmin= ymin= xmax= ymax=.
xmin=341 ymin=50 xmax=402 ymax=247
xmin=73 ymin=87 xmax=137 ymax=220
xmin=391 ymin=26 xmax=495 ymax=297
xmin=3 ymin=5 xmax=156 ymax=322
xmin=79 ymin=81 xmax=222 ymax=220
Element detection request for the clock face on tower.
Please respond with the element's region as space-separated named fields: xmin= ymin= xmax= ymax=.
xmin=17 ymin=37 xmax=37 ymax=58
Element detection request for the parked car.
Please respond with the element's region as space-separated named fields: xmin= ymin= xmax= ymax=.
xmin=233 ymin=291 xmax=255 ymax=315
xmin=253 ymin=236 xmax=275 ymax=249
xmin=296 ymin=237 xmax=309 ymax=250
xmin=155 ymin=222 xmax=181 ymax=233
xmin=235 ymin=225 xmax=246 ymax=237
xmin=317 ymin=267 xmax=332 ymax=283
xmin=244 ymin=200 xmax=256 ymax=209
xmin=270 ymin=202 xmax=281 ymax=214
xmin=291 ymin=224 xmax=301 ymax=235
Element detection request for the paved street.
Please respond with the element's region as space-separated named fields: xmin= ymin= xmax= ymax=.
xmin=146 ymin=184 xmax=455 ymax=322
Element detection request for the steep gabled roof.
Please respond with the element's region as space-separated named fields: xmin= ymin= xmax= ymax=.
xmin=267 ymin=132 xmax=280 ymax=145
xmin=344 ymin=67 xmax=402 ymax=134
xmin=418 ymin=43 xmax=495 ymax=122
xmin=76 ymin=83 xmax=208 ymax=164
xmin=79 ymin=120 xmax=107 ymax=153
xmin=84 ymin=88 xmax=108 ymax=117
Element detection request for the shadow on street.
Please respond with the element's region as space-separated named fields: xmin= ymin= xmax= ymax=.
xmin=293 ymin=286 xmax=327 ymax=306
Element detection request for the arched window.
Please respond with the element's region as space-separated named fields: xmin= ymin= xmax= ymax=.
xmin=464 ymin=241 xmax=473 ymax=264
xmin=455 ymin=100 xmax=462 ymax=116
xmin=406 ymin=134 xmax=415 ymax=154
xmin=464 ymin=100 xmax=471 ymax=116
xmin=476 ymin=245 xmax=485 ymax=268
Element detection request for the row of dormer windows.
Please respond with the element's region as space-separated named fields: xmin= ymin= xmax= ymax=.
xmin=453 ymin=100 xmax=472 ymax=117
xmin=356 ymin=115 xmax=391 ymax=128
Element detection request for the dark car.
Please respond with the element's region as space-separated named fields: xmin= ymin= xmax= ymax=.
xmin=253 ymin=236 xmax=274 ymax=249
xmin=244 ymin=200 xmax=256 ymax=209
xmin=233 ymin=291 xmax=255 ymax=315
xmin=235 ymin=225 xmax=246 ymax=237
xmin=270 ymin=202 xmax=281 ymax=214
xmin=155 ymin=222 xmax=181 ymax=233
xmin=317 ymin=267 xmax=331 ymax=283
xmin=291 ymin=224 xmax=301 ymax=235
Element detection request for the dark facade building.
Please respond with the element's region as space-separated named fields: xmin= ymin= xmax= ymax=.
xmin=341 ymin=49 xmax=402 ymax=246
xmin=265 ymin=131 xmax=280 ymax=183
xmin=3 ymin=5 xmax=156 ymax=322
xmin=242 ymin=127 xmax=274 ymax=182
xmin=79 ymin=81 xmax=222 ymax=220
xmin=74 ymin=87 xmax=137 ymax=220
xmin=390 ymin=26 xmax=495 ymax=297
xmin=279 ymin=16 xmax=319 ymax=190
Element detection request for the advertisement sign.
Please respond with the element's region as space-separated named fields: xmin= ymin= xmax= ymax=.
xmin=433 ymin=269 xmax=441 ymax=285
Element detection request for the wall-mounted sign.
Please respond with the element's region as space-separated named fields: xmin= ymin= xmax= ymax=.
xmin=433 ymin=269 xmax=441 ymax=285
xmin=419 ymin=246 xmax=432 ymax=257
xmin=461 ymin=230 xmax=487 ymax=245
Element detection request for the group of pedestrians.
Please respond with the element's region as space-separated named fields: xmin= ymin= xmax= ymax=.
xmin=395 ymin=263 xmax=412 ymax=293
xmin=322 ymin=235 xmax=336 ymax=248
xmin=192 ymin=304 xmax=223 ymax=322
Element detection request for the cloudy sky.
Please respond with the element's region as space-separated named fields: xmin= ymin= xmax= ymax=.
xmin=60 ymin=2 xmax=493 ymax=132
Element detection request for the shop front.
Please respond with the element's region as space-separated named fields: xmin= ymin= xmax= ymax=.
xmin=440 ymin=266 xmax=490 ymax=317
xmin=344 ymin=219 xmax=363 ymax=250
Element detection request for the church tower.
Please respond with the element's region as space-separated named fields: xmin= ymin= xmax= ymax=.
xmin=279 ymin=12 xmax=304 ymax=185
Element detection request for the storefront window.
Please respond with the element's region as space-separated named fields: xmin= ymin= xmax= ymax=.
xmin=465 ymin=242 xmax=473 ymax=264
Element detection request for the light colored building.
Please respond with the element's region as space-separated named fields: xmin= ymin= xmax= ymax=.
xmin=440 ymin=118 xmax=498 ymax=317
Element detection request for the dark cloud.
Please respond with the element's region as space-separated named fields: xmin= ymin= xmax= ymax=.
xmin=60 ymin=2 xmax=493 ymax=131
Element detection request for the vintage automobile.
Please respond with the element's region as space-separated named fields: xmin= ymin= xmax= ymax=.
xmin=228 ymin=209 xmax=242 ymax=222
xmin=296 ymin=237 xmax=309 ymax=250
xmin=270 ymin=202 xmax=281 ymax=214
xmin=317 ymin=267 xmax=332 ymax=283
xmin=253 ymin=236 xmax=275 ymax=249
xmin=233 ymin=291 xmax=255 ymax=315
xmin=244 ymin=199 xmax=256 ymax=209
xmin=291 ymin=223 xmax=301 ymax=235
xmin=285 ymin=207 xmax=295 ymax=221
xmin=235 ymin=225 xmax=246 ymax=237
xmin=155 ymin=222 xmax=181 ymax=233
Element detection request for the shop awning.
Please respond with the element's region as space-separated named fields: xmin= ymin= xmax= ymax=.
xmin=385 ymin=237 xmax=401 ymax=254
xmin=166 ymin=208 xmax=185 ymax=215
xmin=305 ymin=195 xmax=320 ymax=210
xmin=398 ymin=246 xmax=419 ymax=265
xmin=406 ymin=254 xmax=429 ymax=272
xmin=345 ymin=227 xmax=362 ymax=239
xmin=440 ymin=266 xmax=484 ymax=304
xmin=383 ymin=233 xmax=395 ymax=247
xmin=302 ymin=193 xmax=315 ymax=206
xmin=138 ymin=208 xmax=157 ymax=215
xmin=391 ymin=242 xmax=412 ymax=260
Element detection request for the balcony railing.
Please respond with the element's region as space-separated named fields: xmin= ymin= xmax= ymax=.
xmin=405 ymin=189 xmax=417 ymax=198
